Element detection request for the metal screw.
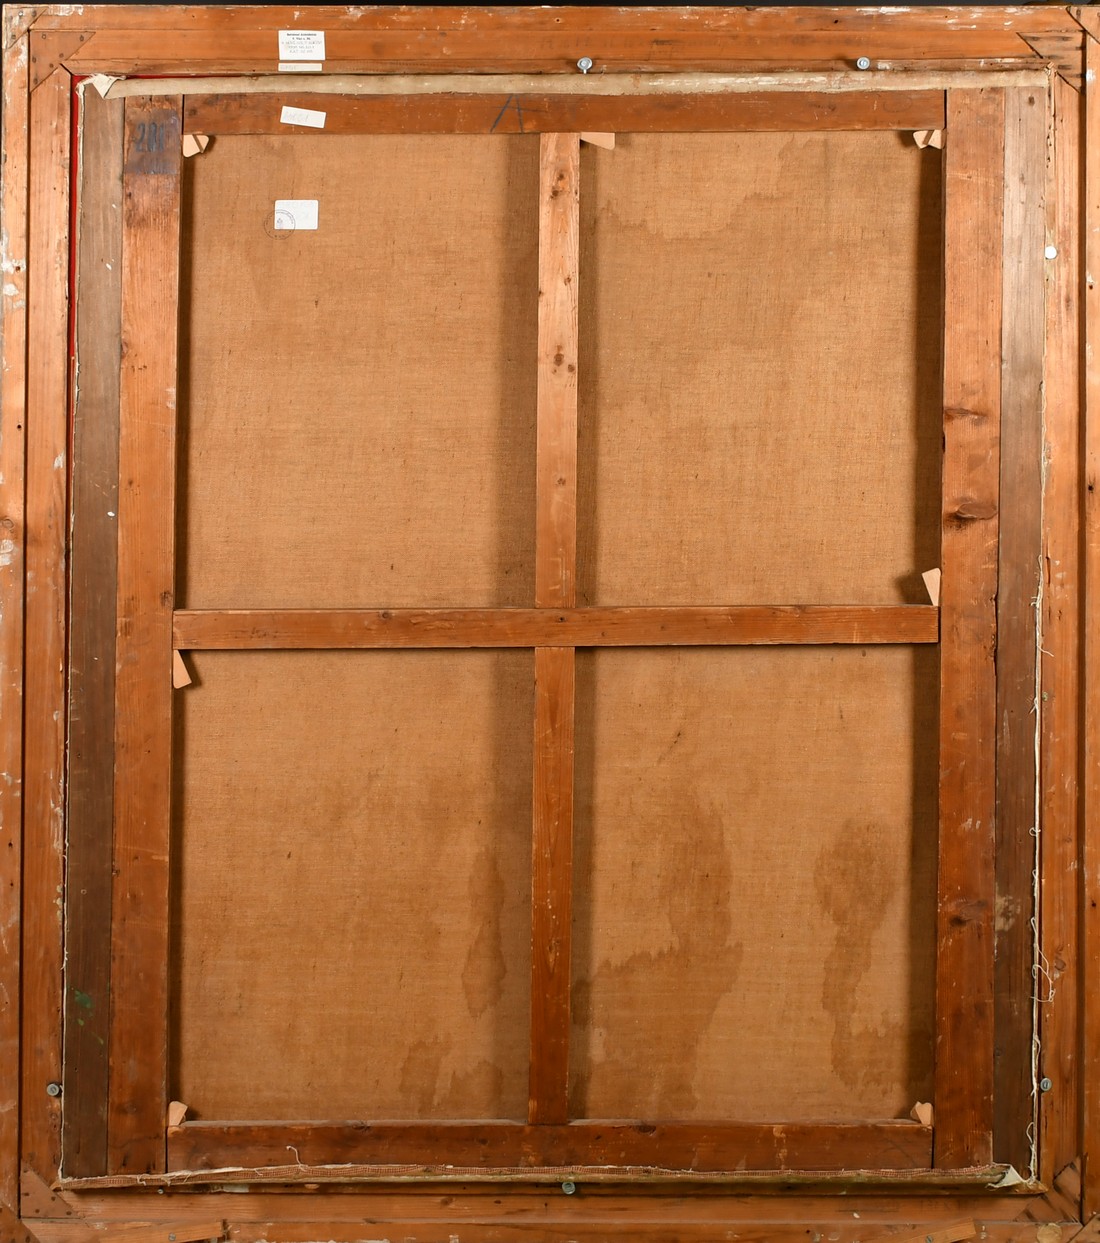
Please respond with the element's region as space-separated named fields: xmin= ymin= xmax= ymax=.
xmin=577 ymin=57 xmax=593 ymax=74
xmin=561 ymin=1180 xmax=577 ymax=1195
xmin=1040 ymin=1076 xmax=1053 ymax=1092
xmin=855 ymin=56 xmax=872 ymax=70
xmin=45 ymin=1082 xmax=61 ymax=1097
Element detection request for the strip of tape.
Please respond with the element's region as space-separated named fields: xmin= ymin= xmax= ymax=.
xmin=88 ymin=73 xmax=121 ymax=98
xmin=91 ymin=68 xmax=1051 ymax=100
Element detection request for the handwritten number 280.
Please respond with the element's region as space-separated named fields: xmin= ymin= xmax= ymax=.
xmin=133 ymin=122 xmax=165 ymax=153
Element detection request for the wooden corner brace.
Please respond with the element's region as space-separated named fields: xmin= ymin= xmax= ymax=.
xmin=28 ymin=29 xmax=85 ymax=90
xmin=0 ymin=1202 xmax=42 ymax=1243
xmin=13 ymin=1170 xmax=227 ymax=1243
xmin=19 ymin=1167 xmax=79 ymax=1221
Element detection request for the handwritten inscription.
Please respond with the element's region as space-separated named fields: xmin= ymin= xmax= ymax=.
xmin=124 ymin=108 xmax=180 ymax=176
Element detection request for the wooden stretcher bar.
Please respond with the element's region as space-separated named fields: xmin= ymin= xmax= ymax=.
xmin=165 ymin=1119 xmax=934 ymax=1174
xmin=49 ymin=24 xmax=1069 ymax=75
xmin=107 ymin=95 xmax=184 ymax=1177
xmin=183 ymin=90 xmax=948 ymax=136
xmin=1037 ymin=70 xmax=1083 ymax=1193
xmin=992 ymin=81 xmax=1046 ymax=1173
xmin=24 ymin=5 xmax=1084 ymax=36
xmin=62 ymin=82 xmax=124 ymax=1182
xmin=529 ymin=131 xmax=581 ymax=1128
xmin=0 ymin=17 xmax=29 ymax=1214
xmin=171 ymin=606 xmax=941 ymax=649
xmin=20 ymin=62 xmax=72 ymax=1193
xmin=1081 ymin=7 xmax=1100 ymax=1223
xmin=932 ymin=87 xmax=1004 ymax=1170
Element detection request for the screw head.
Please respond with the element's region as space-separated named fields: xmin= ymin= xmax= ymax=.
xmin=856 ymin=56 xmax=872 ymax=70
xmin=577 ymin=57 xmax=593 ymax=74
xmin=562 ymin=1179 xmax=577 ymax=1195
xmin=45 ymin=1082 xmax=61 ymax=1097
xmin=1040 ymin=1076 xmax=1053 ymax=1092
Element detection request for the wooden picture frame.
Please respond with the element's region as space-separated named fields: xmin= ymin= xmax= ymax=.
xmin=2 ymin=5 xmax=1099 ymax=1241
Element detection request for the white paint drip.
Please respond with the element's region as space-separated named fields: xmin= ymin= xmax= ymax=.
xmin=1 ymin=248 xmax=27 ymax=276
xmin=0 ymin=538 xmax=14 ymax=566
xmin=53 ymin=454 xmax=64 ymax=470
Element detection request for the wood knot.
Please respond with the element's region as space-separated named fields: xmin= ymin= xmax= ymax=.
xmin=948 ymin=897 xmax=988 ymax=928
xmin=946 ymin=499 xmax=997 ymax=525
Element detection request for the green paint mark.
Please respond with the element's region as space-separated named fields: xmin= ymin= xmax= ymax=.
xmin=72 ymin=988 xmax=93 ymax=1011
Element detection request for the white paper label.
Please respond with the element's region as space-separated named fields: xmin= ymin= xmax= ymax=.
xmin=280 ymin=105 xmax=327 ymax=129
xmin=278 ymin=62 xmax=323 ymax=73
xmin=278 ymin=30 xmax=325 ymax=61
xmin=274 ymin=200 xmax=319 ymax=232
